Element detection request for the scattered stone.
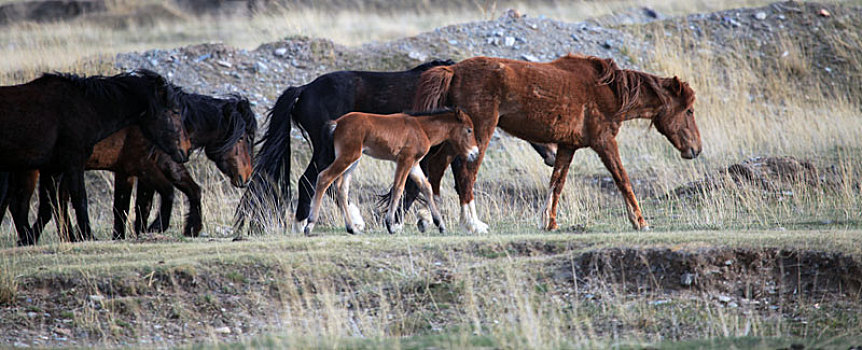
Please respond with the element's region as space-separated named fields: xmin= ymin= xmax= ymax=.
xmin=273 ymin=48 xmax=287 ymax=57
xmin=504 ymin=36 xmax=515 ymax=46
xmin=26 ymin=312 xmax=37 ymax=318
xmin=521 ymin=54 xmax=539 ymax=62
xmin=754 ymin=12 xmax=767 ymax=20
xmin=53 ymin=327 xmax=72 ymax=337
xmin=717 ymin=295 xmax=732 ymax=303
xmin=88 ymin=295 xmax=104 ymax=302
xmin=407 ymin=51 xmax=427 ymax=61
xmin=214 ymin=326 xmax=232 ymax=334
xmin=601 ymin=40 xmax=613 ymax=49
xmin=680 ymin=272 xmax=695 ymax=286
xmin=216 ymin=60 xmax=232 ymax=68
xmin=818 ymin=9 xmax=831 ymax=17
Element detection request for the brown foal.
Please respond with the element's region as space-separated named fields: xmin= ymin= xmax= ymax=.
xmin=303 ymin=108 xmax=479 ymax=235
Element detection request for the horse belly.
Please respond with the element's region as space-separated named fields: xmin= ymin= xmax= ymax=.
xmin=0 ymin=119 xmax=59 ymax=169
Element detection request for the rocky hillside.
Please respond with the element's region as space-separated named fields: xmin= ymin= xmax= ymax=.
xmin=114 ymin=1 xmax=861 ymax=117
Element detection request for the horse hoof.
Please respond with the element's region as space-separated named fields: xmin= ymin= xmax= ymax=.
xmin=438 ymin=224 xmax=446 ymax=234
xmin=232 ymin=236 xmax=247 ymax=242
xmin=387 ymin=222 xmax=403 ymax=234
xmin=293 ymin=219 xmax=308 ymax=234
xmin=348 ymin=204 xmax=365 ymax=231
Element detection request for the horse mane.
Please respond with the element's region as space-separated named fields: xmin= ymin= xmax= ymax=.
xmin=595 ymin=57 xmax=694 ymax=120
xmin=405 ymin=107 xmax=455 ymax=116
xmin=167 ymin=84 xmax=255 ymax=154
xmin=40 ymin=69 xmax=168 ymax=120
xmin=410 ymin=59 xmax=456 ymax=71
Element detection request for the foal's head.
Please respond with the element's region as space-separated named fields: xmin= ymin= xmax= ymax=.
xmin=653 ymin=77 xmax=701 ymax=159
xmin=447 ymin=108 xmax=480 ymax=162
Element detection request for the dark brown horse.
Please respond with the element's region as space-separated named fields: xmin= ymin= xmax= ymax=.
xmin=413 ymin=54 xmax=701 ymax=232
xmin=304 ymin=108 xmax=478 ymax=235
xmin=0 ymin=70 xmax=191 ymax=245
xmin=6 ymin=91 xmax=256 ymax=242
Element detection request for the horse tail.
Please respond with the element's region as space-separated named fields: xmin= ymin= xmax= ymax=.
xmin=412 ymin=66 xmax=454 ymax=112
xmin=233 ymin=85 xmax=305 ymax=235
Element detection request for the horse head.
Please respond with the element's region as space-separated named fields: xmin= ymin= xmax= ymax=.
xmin=137 ymin=70 xmax=191 ymax=163
xmin=653 ymin=76 xmax=701 ymax=159
xmin=205 ymin=98 xmax=256 ymax=187
xmin=451 ymin=108 xmax=479 ymax=162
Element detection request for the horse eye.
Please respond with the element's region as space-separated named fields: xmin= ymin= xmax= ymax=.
xmin=466 ymin=128 xmax=472 ymax=134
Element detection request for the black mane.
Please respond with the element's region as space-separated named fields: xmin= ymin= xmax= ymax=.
xmin=40 ymin=69 xmax=169 ymax=121
xmin=410 ymin=59 xmax=455 ymax=71
xmin=405 ymin=107 xmax=456 ymax=117
xmin=167 ymin=84 xmax=256 ymax=154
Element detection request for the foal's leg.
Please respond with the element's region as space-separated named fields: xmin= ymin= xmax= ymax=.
xmin=305 ymin=152 xmax=359 ymax=236
xmin=385 ymin=157 xmax=415 ymax=234
xmin=335 ymin=160 xmax=362 ymax=234
xmin=594 ymin=137 xmax=649 ymax=230
xmin=408 ymin=164 xmax=445 ymax=233
xmin=541 ymin=145 xmax=576 ymax=231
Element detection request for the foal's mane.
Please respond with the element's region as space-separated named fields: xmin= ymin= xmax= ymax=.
xmin=168 ymin=84 xmax=255 ymax=154
xmin=405 ymin=107 xmax=456 ymax=117
xmin=591 ymin=56 xmax=694 ymax=119
xmin=41 ymin=69 xmax=168 ymax=120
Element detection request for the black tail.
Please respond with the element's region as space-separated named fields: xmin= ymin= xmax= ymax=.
xmin=233 ymin=85 xmax=305 ymax=235
xmin=0 ymin=172 xmax=9 ymax=226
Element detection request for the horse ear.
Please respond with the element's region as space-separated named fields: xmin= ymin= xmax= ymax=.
xmin=671 ymin=76 xmax=684 ymax=96
xmin=454 ymin=108 xmax=465 ymax=122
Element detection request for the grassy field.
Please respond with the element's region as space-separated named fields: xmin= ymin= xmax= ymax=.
xmin=1 ymin=0 xmax=862 ymax=348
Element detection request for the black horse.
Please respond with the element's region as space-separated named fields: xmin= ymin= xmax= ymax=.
xmin=2 ymin=89 xmax=257 ymax=242
xmin=234 ymin=60 xmax=556 ymax=236
xmin=0 ymin=70 xmax=190 ymax=245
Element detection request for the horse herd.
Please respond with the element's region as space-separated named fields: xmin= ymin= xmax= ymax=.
xmin=0 ymin=53 xmax=700 ymax=246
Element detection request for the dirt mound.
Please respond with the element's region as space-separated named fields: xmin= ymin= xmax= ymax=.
xmin=668 ymin=156 xmax=844 ymax=198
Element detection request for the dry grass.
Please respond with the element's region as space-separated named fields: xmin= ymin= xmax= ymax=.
xmin=2 ymin=0 xmax=862 ymax=348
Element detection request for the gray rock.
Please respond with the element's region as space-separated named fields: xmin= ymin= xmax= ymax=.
xmin=680 ymin=272 xmax=695 ymax=286
xmin=273 ymin=48 xmax=287 ymax=57
xmin=754 ymin=12 xmax=767 ymax=20
xmin=504 ymin=36 xmax=515 ymax=46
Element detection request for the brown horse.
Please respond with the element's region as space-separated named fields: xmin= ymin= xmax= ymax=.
xmin=413 ymin=54 xmax=701 ymax=232
xmin=303 ymin=108 xmax=479 ymax=235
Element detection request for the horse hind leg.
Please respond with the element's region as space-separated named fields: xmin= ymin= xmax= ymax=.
xmin=541 ymin=146 xmax=575 ymax=231
xmin=408 ymin=164 xmax=445 ymax=233
xmin=304 ymin=151 xmax=359 ymax=236
xmin=336 ymin=160 xmax=363 ymax=234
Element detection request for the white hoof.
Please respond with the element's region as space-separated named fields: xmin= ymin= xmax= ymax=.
xmin=348 ymin=204 xmax=365 ymax=231
xmin=387 ymin=222 xmax=403 ymax=234
xmin=303 ymin=222 xmax=315 ymax=236
xmin=293 ymin=219 xmax=307 ymax=234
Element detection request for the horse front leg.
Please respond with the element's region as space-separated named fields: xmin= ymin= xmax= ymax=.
xmin=112 ymin=172 xmax=134 ymax=240
xmin=414 ymin=143 xmax=456 ymax=232
xmin=64 ymin=168 xmax=94 ymax=241
xmin=594 ymin=137 xmax=649 ymax=231
xmin=171 ymin=166 xmax=202 ymax=237
xmin=408 ymin=164 xmax=445 ymax=233
xmin=454 ymin=117 xmax=496 ymax=234
xmin=385 ymin=157 xmax=414 ymax=234
xmin=541 ymin=145 xmax=576 ymax=231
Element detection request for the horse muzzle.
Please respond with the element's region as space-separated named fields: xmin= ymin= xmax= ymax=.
xmin=681 ymin=147 xmax=701 ymax=159
xmin=466 ymin=146 xmax=480 ymax=162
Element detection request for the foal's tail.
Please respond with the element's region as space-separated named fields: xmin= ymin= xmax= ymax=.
xmin=233 ymin=85 xmax=306 ymax=236
xmin=412 ymin=66 xmax=454 ymax=111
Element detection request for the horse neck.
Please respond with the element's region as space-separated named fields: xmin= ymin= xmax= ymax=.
xmin=90 ymin=95 xmax=150 ymax=142
xmin=616 ymin=71 xmax=669 ymax=121
xmin=415 ymin=114 xmax=459 ymax=146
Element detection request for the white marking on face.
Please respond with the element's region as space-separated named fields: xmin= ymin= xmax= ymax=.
xmin=466 ymin=146 xmax=480 ymax=162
